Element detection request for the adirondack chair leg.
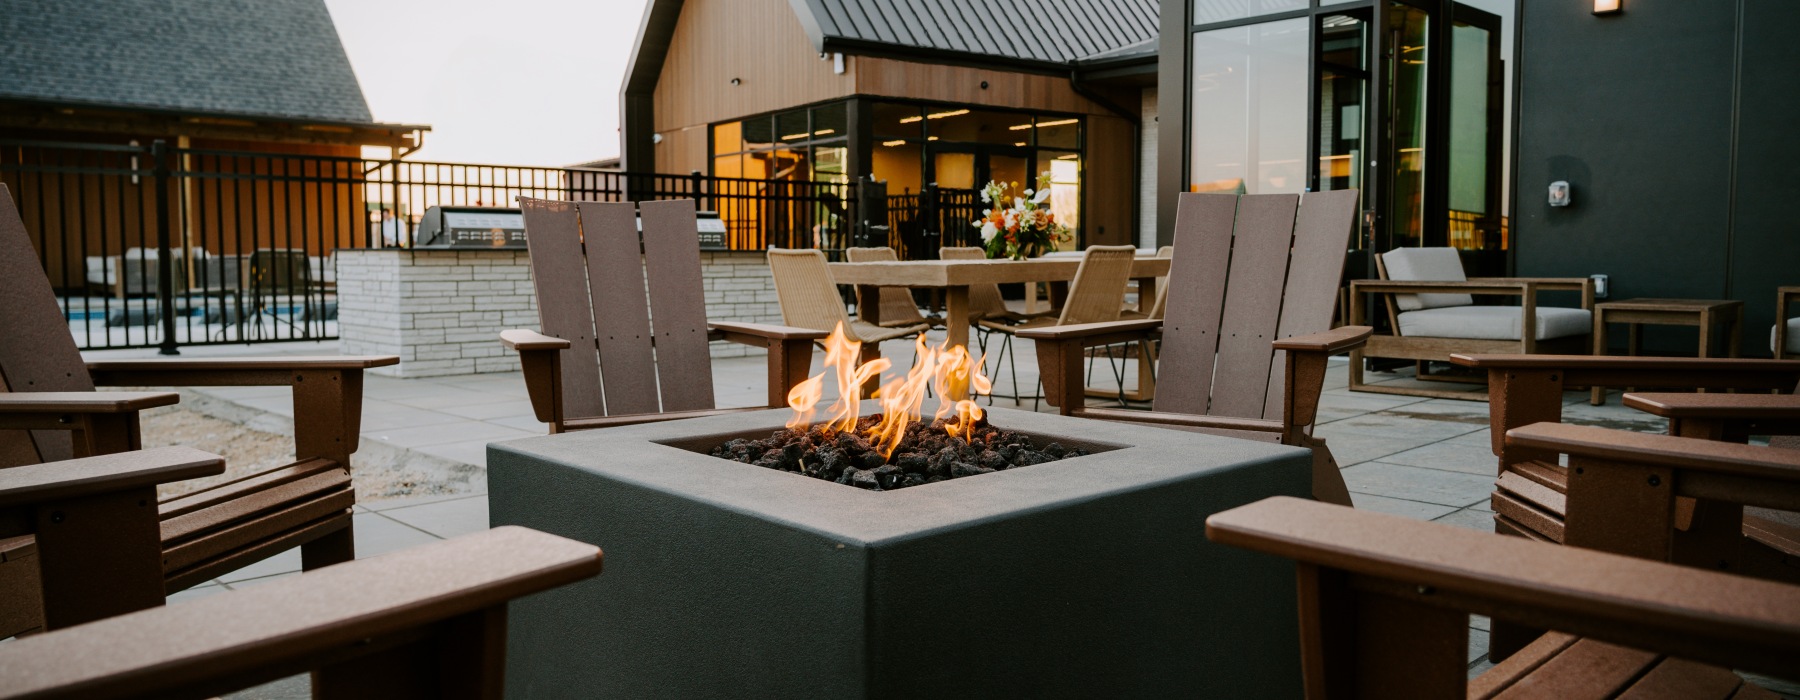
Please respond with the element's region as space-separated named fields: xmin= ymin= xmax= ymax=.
xmin=72 ymin=412 xmax=142 ymax=458
xmin=302 ymin=521 xmax=356 ymax=572
xmin=0 ymin=541 xmax=44 ymax=637
xmin=768 ymin=338 xmax=816 ymax=409
xmin=313 ymin=604 xmax=508 ymax=699
xmin=34 ymin=485 xmax=165 ymax=630
xmin=1304 ymin=438 xmax=1353 ymax=507
xmin=1297 ymin=563 xmax=1470 ymax=698
xmin=1036 ymin=338 xmax=1084 ymax=415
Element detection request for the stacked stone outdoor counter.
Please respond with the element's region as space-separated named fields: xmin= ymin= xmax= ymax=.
xmin=336 ymin=249 xmax=781 ymax=377
xmin=491 ymin=405 xmax=1310 ymax=698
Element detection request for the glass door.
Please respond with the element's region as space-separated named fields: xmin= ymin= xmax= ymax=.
xmin=1373 ymin=0 xmax=1504 ymax=273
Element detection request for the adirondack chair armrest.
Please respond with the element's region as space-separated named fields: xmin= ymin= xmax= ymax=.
xmin=0 ymin=526 xmax=602 ymax=699
xmin=1206 ymin=496 xmax=1800 ymax=681
xmin=500 ymin=328 xmax=571 ymax=351
xmin=86 ymin=356 xmax=399 ymax=386
xmin=1350 ymin=279 xmax=1533 ymax=297
xmin=1621 ymin=392 xmax=1800 ymax=421
xmin=0 ymin=446 xmax=223 ymax=507
xmin=705 ymin=321 xmax=830 ymax=343
xmin=1507 ymin=422 xmax=1800 ymax=488
xmin=1013 ymin=318 xmax=1163 ymax=342
xmin=0 ymin=391 xmax=179 ymax=414
xmin=1272 ymin=325 xmax=1372 ymax=354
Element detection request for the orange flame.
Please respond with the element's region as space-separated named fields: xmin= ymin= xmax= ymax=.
xmin=785 ymin=322 xmax=993 ymax=454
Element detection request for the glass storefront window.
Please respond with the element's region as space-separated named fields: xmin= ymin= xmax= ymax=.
xmin=1189 ymin=18 xmax=1310 ymax=194
xmin=776 ymin=110 xmax=810 ymax=145
xmin=712 ymin=121 xmax=742 ymax=156
xmin=1194 ymin=0 xmax=1307 ymax=25
xmin=812 ymin=102 xmax=848 ymax=140
xmin=1388 ymin=2 xmax=1430 ymax=247
xmin=929 ymin=109 xmax=1028 ymax=146
xmin=1035 ymin=118 xmax=1080 ymax=149
xmin=873 ymin=103 xmax=922 ymax=139
xmin=741 ymin=116 xmax=774 ymax=151
xmin=1317 ymin=14 xmax=1367 ymax=200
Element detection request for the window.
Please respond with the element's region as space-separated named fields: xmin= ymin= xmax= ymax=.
xmin=1189 ymin=18 xmax=1311 ymax=194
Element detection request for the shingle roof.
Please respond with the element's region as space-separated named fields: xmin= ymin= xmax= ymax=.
xmin=0 ymin=0 xmax=374 ymax=124
xmin=788 ymin=0 xmax=1159 ymax=69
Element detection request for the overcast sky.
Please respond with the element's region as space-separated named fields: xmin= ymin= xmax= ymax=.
xmin=324 ymin=0 xmax=649 ymax=166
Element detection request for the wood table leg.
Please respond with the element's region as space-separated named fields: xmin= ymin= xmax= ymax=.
xmin=1135 ymin=276 xmax=1158 ymax=314
xmin=856 ymin=284 xmax=881 ymax=327
xmin=1699 ymin=309 xmax=1714 ymax=358
xmin=946 ymin=285 xmax=971 ymax=401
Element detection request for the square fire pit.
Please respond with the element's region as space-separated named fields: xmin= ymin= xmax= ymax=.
xmin=491 ymin=405 xmax=1309 ymax=698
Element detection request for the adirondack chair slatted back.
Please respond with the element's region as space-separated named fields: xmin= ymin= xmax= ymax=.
xmin=0 ymin=184 xmax=93 ymax=467
xmin=519 ymin=197 xmax=715 ymax=419
xmin=1154 ymin=190 xmax=1358 ymax=420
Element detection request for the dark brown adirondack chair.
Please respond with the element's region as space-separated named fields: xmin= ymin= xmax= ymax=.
xmin=1022 ymin=190 xmax=1371 ymax=506
xmin=0 ymin=183 xmax=397 ymax=637
xmin=1207 ymin=496 xmax=1799 ymax=699
xmin=0 ymin=526 xmax=602 ymax=699
xmin=1448 ymin=352 xmax=1800 ymax=656
xmin=502 ymin=198 xmax=826 ymax=433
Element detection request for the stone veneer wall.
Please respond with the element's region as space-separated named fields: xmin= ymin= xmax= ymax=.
xmin=336 ymin=249 xmax=781 ymax=377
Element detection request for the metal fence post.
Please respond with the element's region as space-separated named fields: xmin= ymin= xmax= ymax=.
xmin=151 ymin=140 xmax=180 ymax=355
xmin=689 ymin=170 xmax=704 ymax=210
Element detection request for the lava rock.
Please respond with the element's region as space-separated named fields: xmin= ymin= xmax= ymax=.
xmin=846 ymin=468 xmax=880 ymax=490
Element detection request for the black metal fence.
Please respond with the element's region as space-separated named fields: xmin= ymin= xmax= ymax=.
xmin=1 ymin=138 xmax=916 ymax=352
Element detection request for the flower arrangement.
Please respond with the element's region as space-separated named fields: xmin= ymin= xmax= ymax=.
xmin=972 ymin=173 xmax=1072 ymax=260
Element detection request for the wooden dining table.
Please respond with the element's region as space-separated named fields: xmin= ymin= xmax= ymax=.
xmin=827 ymin=256 xmax=1170 ymax=351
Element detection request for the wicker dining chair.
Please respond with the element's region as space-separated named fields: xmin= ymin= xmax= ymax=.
xmin=768 ymin=248 xmax=931 ymax=365
xmin=979 ymin=245 xmax=1138 ymax=408
xmin=844 ymin=247 xmax=937 ymax=328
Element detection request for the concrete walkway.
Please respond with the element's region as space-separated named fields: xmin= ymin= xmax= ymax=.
xmin=85 ymin=333 xmax=1669 ymax=685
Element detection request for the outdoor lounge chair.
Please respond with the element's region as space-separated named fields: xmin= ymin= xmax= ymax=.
xmin=503 ymin=198 xmax=828 ymax=433
xmin=845 ymin=247 xmax=936 ymax=328
xmin=1449 ymin=351 xmax=1800 ymax=656
xmin=768 ymin=247 xmax=930 ymax=366
xmin=1207 ymin=496 xmax=1799 ymax=698
xmin=0 ymin=526 xmax=602 ymax=699
xmin=1348 ymin=247 xmax=1595 ymax=400
xmin=1022 ymin=190 xmax=1370 ymax=507
xmin=0 ymin=183 xmax=398 ymax=637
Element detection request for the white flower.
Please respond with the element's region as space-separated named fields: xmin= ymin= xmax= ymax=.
xmin=1024 ymin=188 xmax=1034 ymax=196
xmin=1003 ymin=212 xmax=1016 ymax=230
xmin=1032 ymin=188 xmax=1051 ymax=205
xmin=980 ymin=189 xmax=991 ymax=203
xmin=1013 ymin=197 xmax=1026 ymax=210
xmin=980 ymin=221 xmax=999 ymax=242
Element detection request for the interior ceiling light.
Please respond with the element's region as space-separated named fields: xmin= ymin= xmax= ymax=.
xmin=881 ymin=139 xmax=906 ymax=147
xmin=926 ymin=109 xmax=970 ymax=120
xmin=1593 ymin=0 xmax=1621 ymax=14
xmin=1011 ymin=118 xmax=1080 ymax=131
xmin=898 ymin=116 xmax=924 ymax=124
xmin=814 ymin=129 xmax=835 ymax=135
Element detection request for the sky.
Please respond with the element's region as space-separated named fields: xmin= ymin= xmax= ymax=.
xmin=324 ymin=0 xmax=650 ymax=166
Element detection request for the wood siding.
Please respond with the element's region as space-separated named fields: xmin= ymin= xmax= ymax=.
xmin=652 ymin=0 xmax=855 ymax=173
xmin=854 ymin=58 xmax=1125 ymax=117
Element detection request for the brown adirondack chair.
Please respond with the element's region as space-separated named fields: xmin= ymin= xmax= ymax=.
xmin=1448 ymin=352 xmax=1800 ymax=656
xmin=1021 ymin=190 xmax=1370 ymax=507
xmin=1207 ymin=496 xmax=1799 ymax=699
xmin=0 ymin=183 xmax=397 ymax=638
xmin=501 ymin=198 xmax=826 ymax=433
xmin=0 ymin=526 xmax=602 ymax=699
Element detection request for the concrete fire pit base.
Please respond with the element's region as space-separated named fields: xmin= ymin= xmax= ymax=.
xmin=490 ymin=405 xmax=1310 ymax=698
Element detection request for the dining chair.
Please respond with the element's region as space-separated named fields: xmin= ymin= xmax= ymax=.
xmin=768 ymin=248 xmax=931 ymax=366
xmin=978 ymin=245 xmax=1138 ymax=408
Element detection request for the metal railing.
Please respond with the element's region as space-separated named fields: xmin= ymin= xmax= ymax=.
xmin=1 ymin=139 xmax=994 ymax=351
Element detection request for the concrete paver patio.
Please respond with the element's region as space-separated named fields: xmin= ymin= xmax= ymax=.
xmin=86 ymin=331 xmax=1673 ymax=684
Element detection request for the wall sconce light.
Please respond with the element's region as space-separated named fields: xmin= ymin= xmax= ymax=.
xmin=1593 ymin=0 xmax=1621 ymax=15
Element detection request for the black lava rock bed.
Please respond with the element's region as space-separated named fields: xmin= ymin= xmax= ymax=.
xmin=709 ymin=413 xmax=1090 ymax=491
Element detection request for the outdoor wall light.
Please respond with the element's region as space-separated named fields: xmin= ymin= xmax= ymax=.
xmin=729 ymin=77 xmax=741 ymax=86
xmin=1593 ymin=0 xmax=1621 ymax=15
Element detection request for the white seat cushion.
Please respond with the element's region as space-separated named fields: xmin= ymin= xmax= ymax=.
xmin=1397 ymin=306 xmax=1592 ymax=341
xmin=1775 ymin=318 xmax=1800 ymax=354
xmin=1382 ymin=247 xmax=1474 ymax=311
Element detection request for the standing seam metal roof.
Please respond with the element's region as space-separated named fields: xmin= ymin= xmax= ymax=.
xmin=0 ymin=0 xmax=374 ymax=124
xmin=789 ymin=0 xmax=1159 ymax=67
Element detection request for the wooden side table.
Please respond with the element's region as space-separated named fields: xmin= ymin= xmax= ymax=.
xmin=1590 ymin=298 xmax=1743 ymax=405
